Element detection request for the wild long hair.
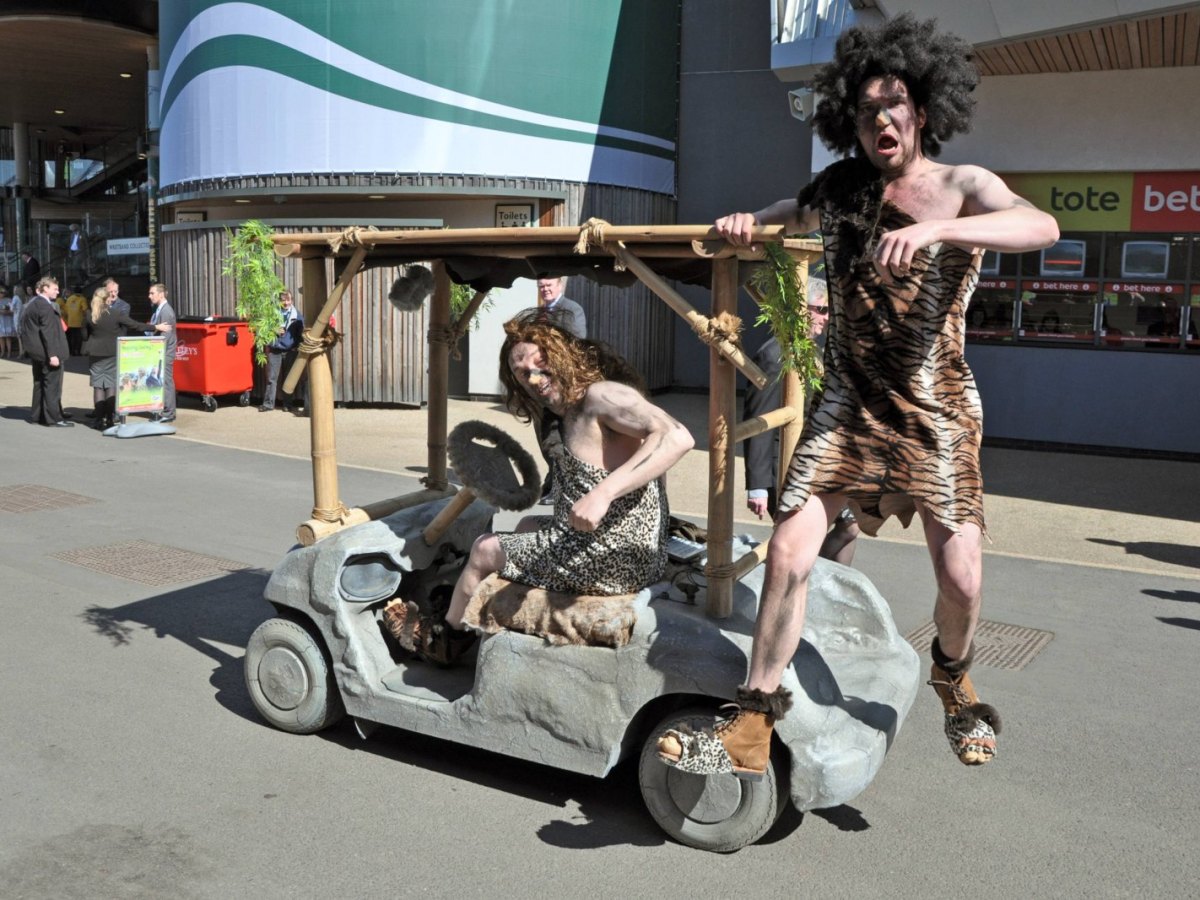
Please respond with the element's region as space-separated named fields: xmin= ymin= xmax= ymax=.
xmin=498 ymin=310 xmax=645 ymax=424
xmin=90 ymin=287 xmax=109 ymax=324
xmin=810 ymin=13 xmax=978 ymax=159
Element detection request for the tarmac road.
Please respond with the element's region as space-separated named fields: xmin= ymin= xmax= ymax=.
xmin=1 ymin=356 xmax=1198 ymax=898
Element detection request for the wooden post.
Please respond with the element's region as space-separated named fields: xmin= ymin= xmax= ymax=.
xmin=427 ymin=262 xmax=451 ymax=491
xmin=705 ymin=257 xmax=739 ymax=618
xmin=300 ymin=254 xmax=343 ymax=531
xmin=283 ymin=244 xmax=367 ymax=394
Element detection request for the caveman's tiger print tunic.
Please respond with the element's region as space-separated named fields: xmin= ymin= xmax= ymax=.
xmin=779 ymin=165 xmax=986 ymax=536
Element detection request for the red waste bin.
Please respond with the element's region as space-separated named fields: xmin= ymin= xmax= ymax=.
xmin=174 ymin=317 xmax=255 ymax=412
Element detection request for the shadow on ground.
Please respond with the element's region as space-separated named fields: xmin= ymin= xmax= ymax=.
xmin=980 ymin=446 xmax=1200 ymax=524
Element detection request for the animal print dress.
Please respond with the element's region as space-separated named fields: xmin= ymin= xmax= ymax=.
xmin=778 ymin=193 xmax=986 ymax=536
xmin=498 ymin=441 xmax=669 ymax=595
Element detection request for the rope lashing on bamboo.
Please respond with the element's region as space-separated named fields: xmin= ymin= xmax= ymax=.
xmin=703 ymin=560 xmax=740 ymax=580
xmin=427 ymin=325 xmax=464 ymax=360
xmin=573 ymin=217 xmax=609 ymax=254
xmin=327 ymin=225 xmax=379 ymax=253
xmin=298 ymin=326 xmax=340 ymax=358
xmin=695 ymin=309 xmax=743 ymax=351
xmin=312 ymin=501 xmax=353 ymax=523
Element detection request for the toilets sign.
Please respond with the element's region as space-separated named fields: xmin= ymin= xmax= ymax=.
xmin=1005 ymin=172 xmax=1200 ymax=232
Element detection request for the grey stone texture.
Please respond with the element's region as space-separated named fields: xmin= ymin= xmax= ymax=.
xmin=261 ymin=497 xmax=920 ymax=814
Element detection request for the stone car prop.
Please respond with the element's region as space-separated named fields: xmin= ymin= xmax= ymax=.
xmin=242 ymin=223 xmax=920 ymax=851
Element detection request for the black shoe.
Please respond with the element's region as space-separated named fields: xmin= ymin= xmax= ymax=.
xmin=50 ymin=420 xmax=74 ymax=428
xmin=158 ymin=414 xmax=176 ymax=423
xmin=257 ymin=405 xmax=274 ymax=412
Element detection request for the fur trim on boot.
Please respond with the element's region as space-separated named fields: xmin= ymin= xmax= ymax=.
xmin=735 ymin=685 xmax=794 ymax=721
xmin=657 ymin=686 xmax=792 ymax=781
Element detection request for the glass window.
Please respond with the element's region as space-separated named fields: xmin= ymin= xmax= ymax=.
xmin=966 ymin=285 xmax=1016 ymax=342
xmin=1021 ymin=232 xmax=1102 ymax=278
xmin=1017 ymin=290 xmax=1096 ymax=344
xmin=1104 ymin=233 xmax=1189 ymax=281
xmin=1100 ymin=290 xmax=1190 ymax=349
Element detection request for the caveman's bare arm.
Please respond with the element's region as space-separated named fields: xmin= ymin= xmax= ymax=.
xmin=569 ymin=382 xmax=694 ymax=532
xmin=714 ymin=198 xmax=821 ymax=247
xmin=873 ymin=166 xmax=1060 ymax=278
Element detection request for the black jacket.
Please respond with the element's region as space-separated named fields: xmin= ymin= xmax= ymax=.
xmin=83 ymin=308 xmax=156 ymax=358
xmin=19 ymin=294 xmax=69 ymax=364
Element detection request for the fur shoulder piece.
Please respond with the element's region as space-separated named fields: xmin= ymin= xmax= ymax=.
xmin=798 ymin=156 xmax=883 ymax=278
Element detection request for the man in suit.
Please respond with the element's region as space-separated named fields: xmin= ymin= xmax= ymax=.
xmin=259 ymin=289 xmax=304 ymax=412
xmin=147 ymin=283 xmax=178 ymax=422
xmin=741 ymin=280 xmax=859 ymax=563
xmin=104 ymin=277 xmax=131 ymax=334
xmin=536 ymin=276 xmax=586 ymax=339
xmin=534 ymin=276 xmax=586 ymax=502
xmin=20 ymin=250 xmax=41 ymax=291
xmin=19 ymin=275 xmax=73 ymax=427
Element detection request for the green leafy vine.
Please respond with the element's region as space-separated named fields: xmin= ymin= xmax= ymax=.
xmin=222 ymin=219 xmax=287 ymax=364
xmin=450 ymin=281 xmax=495 ymax=332
xmin=748 ymin=242 xmax=822 ymax=391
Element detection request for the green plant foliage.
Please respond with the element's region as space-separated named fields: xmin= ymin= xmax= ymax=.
xmin=221 ymin=219 xmax=287 ymax=364
xmin=450 ymin=281 xmax=495 ymax=332
xmin=748 ymin=243 xmax=823 ymax=391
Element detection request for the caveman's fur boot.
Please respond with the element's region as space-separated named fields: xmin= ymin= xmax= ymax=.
xmin=928 ymin=637 xmax=1002 ymax=766
xmin=656 ymin=686 xmax=793 ymax=782
xmin=382 ymin=598 xmax=476 ymax=667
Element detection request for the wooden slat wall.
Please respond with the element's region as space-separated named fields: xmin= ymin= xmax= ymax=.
xmin=975 ymin=10 xmax=1200 ymax=76
xmin=159 ymin=225 xmax=426 ymax=405
xmin=158 ymin=178 xmax=679 ymax=402
xmin=555 ymin=183 xmax=678 ymax=391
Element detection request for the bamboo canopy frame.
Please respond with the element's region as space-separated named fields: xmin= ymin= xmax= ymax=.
xmin=272 ymin=223 xmax=822 ymax=619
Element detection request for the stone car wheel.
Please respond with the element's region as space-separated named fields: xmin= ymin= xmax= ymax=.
xmin=244 ymin=617 xmax=344 ymax=734
xmin=638 ymin=706 xmax=785 ymax=852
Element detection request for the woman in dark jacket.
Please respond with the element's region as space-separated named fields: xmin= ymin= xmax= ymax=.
xmin=83 ymin=286 xmax=165 ymax=428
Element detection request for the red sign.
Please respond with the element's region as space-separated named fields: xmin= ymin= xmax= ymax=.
xmin=1024 ymin=280 xmax=1096 ymax=293
xmin=1105 ymin=282 xmax=1181 ymax=295
xmin=976 ymin=279 xmax=1014 ymax=290
xmin=1131 ymin=172 xmax=1200 ymax=231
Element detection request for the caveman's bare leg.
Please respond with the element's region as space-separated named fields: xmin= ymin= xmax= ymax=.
xmin=746 ymin=492 xmax=842 ymax=691
xmin=918 ymin=506 xmax=998 ymax=764
xmin=444 ymin=533 xmax=506 ymax=628
xmin=917 ymin=507 xmax=983 ymax=660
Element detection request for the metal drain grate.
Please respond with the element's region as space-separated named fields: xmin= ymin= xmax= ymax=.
xmin=0 ymin=484 xmax=99 ymax=513
xmin=905 ymin=619 xmax=1054 ymax=671
xmin=53 ymin=540 xmax=249 ymax=586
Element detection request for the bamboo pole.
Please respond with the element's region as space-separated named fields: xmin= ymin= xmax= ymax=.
xmin=608 ymin=242 xmax=768 ymax=389
xmin=450 ymin=289 xmax=490 ymax=341
xmin=731 ymin=541 xmax=770 ymax=581
xmin=426 ymin=262 xmax=451 ymax=491
xmin=297 ymin=487 xmax=457 ymax=546
xmin=733 ymin=406 xmax=797 ymax=444
xmin=271 ymin=225 xmax=794 ymax=247
xmin=299 ymin=255 xmax=344 ymax=535
xmin=705 ymin=257 xmax=739 ymax=619
xmin=284 ymin=244 xmax=368 ymax=394
xmin=422 ymin=490 xmax=477 ymax=546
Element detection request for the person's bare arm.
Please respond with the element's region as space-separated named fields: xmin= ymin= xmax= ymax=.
xmin=569 ymin=382 xmax=694 ymax=532
xmin=873 ymin=166 xmax=1059 ymax=280
xmin=714 ymin=198 xmax=819 ymax=247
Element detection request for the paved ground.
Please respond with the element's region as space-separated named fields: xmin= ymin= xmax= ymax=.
xmin=1 ymin=355 xmax=1198 ymax=898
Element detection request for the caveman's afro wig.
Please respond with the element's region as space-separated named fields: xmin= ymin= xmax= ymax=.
xmin=810 ymin=14 xmax=979 ymax=158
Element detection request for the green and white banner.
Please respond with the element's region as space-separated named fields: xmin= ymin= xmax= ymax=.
xmin=117 ymin=337 xmax=167 ymax=415
xmin=160 ymin=1 xmax=679 ymax=193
